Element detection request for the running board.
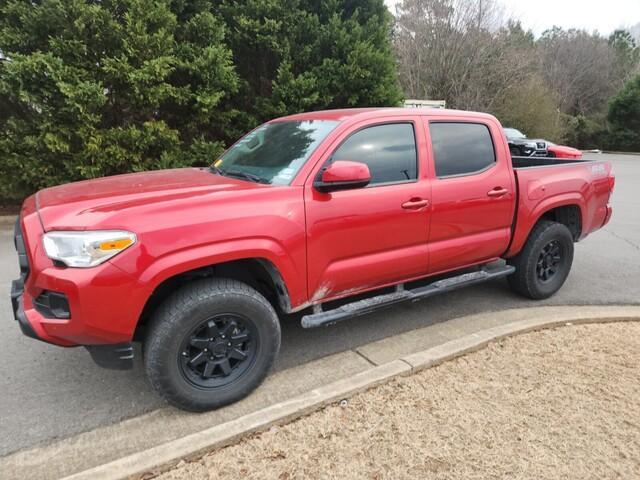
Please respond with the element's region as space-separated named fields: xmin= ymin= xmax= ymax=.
xmin=301 ymin=265 xmax=515 ymax=329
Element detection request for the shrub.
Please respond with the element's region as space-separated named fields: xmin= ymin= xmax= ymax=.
xmin=0 ymin=0 xmax=402 ymax=203
xmin=606 ymin=75 xmax=640 ymax=152
xmin=0 ymin=0 xmax=239 ymax=202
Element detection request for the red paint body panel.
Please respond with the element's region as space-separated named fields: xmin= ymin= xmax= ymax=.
xmin=320 ymin=160 xmax=371 ymax=184
xmin=422 ymin=114 xmax=516 ymax=272
xmin=505 ymin=161 xmax=613 ymax=257
xmin=15 ymin=108 xmax=613 ymax=347
xmin=304 ymin=114 xmax=431 ymax=301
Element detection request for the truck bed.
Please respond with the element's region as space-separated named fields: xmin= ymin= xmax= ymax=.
xmin=511 ymin=156 xmax=592 ymax=169
xmin=506 ymin=156 xmax=613 ymax=258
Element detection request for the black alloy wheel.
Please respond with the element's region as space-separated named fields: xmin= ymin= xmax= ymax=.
xmin=536 ymin=240 xmax=562 ymax=282
xmin=507 ymin=220 xmax=574 ymax=300
xmin=179 ymin=314 xmax=257 ymax=388
xmin=144 ymin=278 xmax=281 ymax=412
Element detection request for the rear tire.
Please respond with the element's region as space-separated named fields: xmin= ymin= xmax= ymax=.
xmin=507 ymin=220 xmax=574 ymax=299
xmin=144 ymin=278 xmax=281 ymax=412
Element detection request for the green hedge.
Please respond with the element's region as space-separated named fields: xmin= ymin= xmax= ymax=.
xmin=606 ymin=75 xmax=640 ymax=151
xmin=0 ymin=0 xmax=401 ymax=203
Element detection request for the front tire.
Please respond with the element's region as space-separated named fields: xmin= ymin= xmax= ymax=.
xmin=507 ymin=220 xmax=574 ymax=299
xmin=144 ymin=278 xmax=281 ymax=412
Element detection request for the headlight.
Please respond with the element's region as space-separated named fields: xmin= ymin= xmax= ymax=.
xmin=43 ymin=231 xmax=136 ymax=268
xmin=525 ymin=141 xmax=537 ymax=149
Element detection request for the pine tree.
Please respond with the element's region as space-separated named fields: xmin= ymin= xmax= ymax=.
xmin=608 ymin=75 xmax=640 ymax=151
xmin=0 ymin=0 xmax=402 ymax=202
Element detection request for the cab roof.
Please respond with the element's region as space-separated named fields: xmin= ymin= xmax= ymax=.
xmin=274 ymin=107 xmax=497 ymax=124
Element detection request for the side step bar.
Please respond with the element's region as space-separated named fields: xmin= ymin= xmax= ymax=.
xmin=301 ymin=264 xmax=515 ymax=328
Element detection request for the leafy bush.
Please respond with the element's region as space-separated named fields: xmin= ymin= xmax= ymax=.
xmin=606 ymin=75 xmax=640 ymax=151
xmin=0 ymin=0 xmax=401 ymax=203
xmin=0 ymin=0 xmax=240 ymax=202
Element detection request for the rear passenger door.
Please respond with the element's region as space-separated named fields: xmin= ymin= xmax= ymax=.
xmin=426 ymin=119 xmax=515 ymax=273
xmin=304 ymin=118 xmax=430 ymax=302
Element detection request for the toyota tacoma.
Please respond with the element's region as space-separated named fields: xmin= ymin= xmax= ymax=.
xmin=11 ymin=108 xmax=614 ymax=411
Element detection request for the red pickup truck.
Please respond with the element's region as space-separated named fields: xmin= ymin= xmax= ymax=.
xmin=11 ymin=108 xmax=614 ymax=411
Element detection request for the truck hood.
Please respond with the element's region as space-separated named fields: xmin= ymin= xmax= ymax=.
xmin=509 ymin=137 xmax=547 ymax=146
xmin=36 ymin=168 xmax=265 ymax=230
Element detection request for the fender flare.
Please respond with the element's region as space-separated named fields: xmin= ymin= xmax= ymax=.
xmin=136 ymin=238 xmax=305 ymax=313
xmin=506 ymin=193 xmax=585 ymax=257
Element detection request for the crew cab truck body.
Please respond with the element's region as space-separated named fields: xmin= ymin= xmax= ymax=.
xmin=11 ymin=108 xmax=614 ymax=411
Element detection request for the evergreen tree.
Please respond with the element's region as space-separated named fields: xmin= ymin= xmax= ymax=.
xmin=1 ymin=0 xmax=402 ymax=202
xmin=0 ymin=0 xmax=238 ymax=201
xmin=607 ymin=75 xmax=640 ymax=151
xmin=215 ymin=0 xmax=403 ymax=139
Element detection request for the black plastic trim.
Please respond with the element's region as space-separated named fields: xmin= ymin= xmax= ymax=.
xmin=511 ymin=156 xmax=588 ymax=169
xmin=34 ymin=291 xmax=71 ymax=319
xmin=313 ymin=178 xmax=371 ymax=193
xmin=85 ymin=344 xmax=134 ymax=370
xmin=13 ymin=295 xmax=39 ymax=340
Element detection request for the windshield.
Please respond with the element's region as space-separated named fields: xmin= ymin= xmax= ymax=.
xmin=504 ymin=128 xmax=526 ymax=139
xmin=213 ymin=120 xmax=338 ymax=185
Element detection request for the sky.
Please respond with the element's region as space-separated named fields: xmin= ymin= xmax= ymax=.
xmin=384 ymin=0 xmax=640 ymax=37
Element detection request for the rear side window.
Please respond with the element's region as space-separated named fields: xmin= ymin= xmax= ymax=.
xmin=331 ymin=123 xmax=417 ymax=185
xmin=429 ymin=122 xmax=496 ymax=177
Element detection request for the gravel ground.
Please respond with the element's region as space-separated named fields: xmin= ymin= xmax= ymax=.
xmin=158 ymin=322 xmax=640 ymax=480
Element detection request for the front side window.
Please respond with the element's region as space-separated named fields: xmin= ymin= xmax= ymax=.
xmin=215 ymin=120 xmax=338 ymax=185
xmin=430 ymin=122 xmax=496 ymax=177
xmin=330 ymin=123 xmax=417 ymax=185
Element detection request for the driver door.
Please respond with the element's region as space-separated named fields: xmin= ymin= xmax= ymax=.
xmin=304 ymin=117 xmax=431 ymax=303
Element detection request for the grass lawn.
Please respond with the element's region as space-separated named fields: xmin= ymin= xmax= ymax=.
xmin=156 ymin=322 xmax=640 ymax=480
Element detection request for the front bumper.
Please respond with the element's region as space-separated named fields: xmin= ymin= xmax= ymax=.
xmin=11 ymin=215 xmax=136 ymax=369
xmin=10 ymin=206 xmax=144 ymax=353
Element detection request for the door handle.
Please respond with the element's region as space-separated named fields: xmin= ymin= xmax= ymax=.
xmin=402 ymin=198 xmax=430 ymax=209
xmin=487 ymin=187 xmax=509 ymax=197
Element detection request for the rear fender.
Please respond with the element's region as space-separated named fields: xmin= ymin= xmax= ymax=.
xmin=506 ymin=193 xmax=585 ymax=257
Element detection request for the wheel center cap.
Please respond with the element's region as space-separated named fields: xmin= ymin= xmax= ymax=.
xmin=209 ymin=340 xmax=228 ymax=356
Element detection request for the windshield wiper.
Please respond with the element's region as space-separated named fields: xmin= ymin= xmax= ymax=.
xmin=221 ymin=169 xmax=270 ymax=184
xmin=210 ymin=165 xmax=224 ymax=175
xmin=209 ymin=165 xmax=270 ymax=184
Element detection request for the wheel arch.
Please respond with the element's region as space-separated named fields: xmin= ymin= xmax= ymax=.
xmin=539 ymin=204 xmax=582 ymax=240
xmin=133 ymin=256 xmax=295 ymax=342
xmin=506 ymin=197 xmax=584 ymax=257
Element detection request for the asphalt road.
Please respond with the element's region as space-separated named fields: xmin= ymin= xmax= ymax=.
xmin=1 ymin=153 xmax=639 ymax=457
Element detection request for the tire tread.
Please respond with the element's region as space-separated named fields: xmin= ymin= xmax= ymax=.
xmin=507 ymin=220 xmax=574 ymax=300
xmin=144 ymin=278 xmax=280 ymax=412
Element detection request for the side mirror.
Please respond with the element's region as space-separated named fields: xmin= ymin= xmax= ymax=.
xmin=314 ymin=160 xmax=371 ymax=193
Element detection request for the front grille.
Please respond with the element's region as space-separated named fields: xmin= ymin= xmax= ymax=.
xmin=10 ymin=219 xmax=30 ymax=314
xmin=536 ymin=142 xmax=546 ymax=149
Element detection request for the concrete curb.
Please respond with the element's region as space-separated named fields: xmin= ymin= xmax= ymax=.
xmin=62 ymin=306 xmax=640 ymax=480
xmin=65 ymin=360 xmax=411 ymax=480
